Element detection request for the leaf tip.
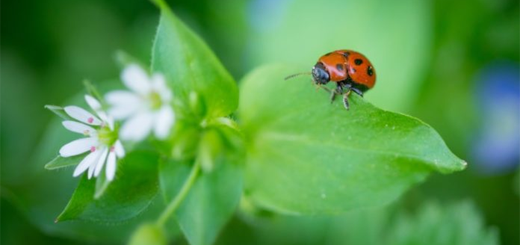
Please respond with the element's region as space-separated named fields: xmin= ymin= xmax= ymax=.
xmin=44 ymin=105 xmax=60 ymax=110
xmin=54 ymin=214 xmax=65 ymax=223
xmin=462 ymin=159 xmax=468 ymax=166
xmin=460 ymin=159 xmax=468 ymax=170
xmin=55 ymin=210 xmax=74 ymax=223
xmin=93 ymin=186 xmax=107 ymax=200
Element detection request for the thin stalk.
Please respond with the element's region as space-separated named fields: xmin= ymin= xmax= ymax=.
xmin=156 ymin=160 xmax=201 ymax=226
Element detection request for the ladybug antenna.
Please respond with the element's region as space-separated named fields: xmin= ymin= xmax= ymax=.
xmin=284 ymin=72 xmax=312 ymax=80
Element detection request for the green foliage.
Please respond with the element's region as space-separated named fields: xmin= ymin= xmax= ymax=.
xmin=238 ymin=65 xmax=466 ymax=214
xmin=161 ymin=160 xmax=242 ymax=245
xmin=386 ymin=201 xmax=499 ymax=245
xmin=34 ymin=1 xmax=475 ymax=245
xmin=217 ymin=200 xmax=498 ymax=245
xmin=56 ymin=151 xmax=160 ymax=222
xmin=151 ymin=0 xmax=238 ymax=119
xmin=148 ymin=2 xmax=246 ymax=245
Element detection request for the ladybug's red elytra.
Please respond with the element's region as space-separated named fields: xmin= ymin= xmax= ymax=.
xmin=287 ymin=49 xmax=376 ymax=110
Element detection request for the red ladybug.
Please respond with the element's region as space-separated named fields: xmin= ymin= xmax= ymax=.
xmin=288 ymin=50 xmax=376 ymax=110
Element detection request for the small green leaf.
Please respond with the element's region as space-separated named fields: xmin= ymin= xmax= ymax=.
xmin=83 ymin=80 xmax=101 ymax=101
xmin=56 ymin=151 xmax=160 ymax=222
xmin=128 ymin=223 xmax=167 ymax=245
xmin=151 ymin=1 xmax=238 ymax=119
xmin=45 ymin=155 xmax=85 ymax=170
xmin=44 ymin=105 xmax=73 ymax=121
xmin=238 ymin=65 xmax=466 ymax=214
xmin=160 ymin=159 xmax=242 ymax=245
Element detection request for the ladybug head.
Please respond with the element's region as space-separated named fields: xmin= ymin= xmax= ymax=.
xmin=312 ymin=63 xmax=330 ymax=85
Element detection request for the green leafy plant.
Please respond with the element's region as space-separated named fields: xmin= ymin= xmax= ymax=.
xmin=42 ymin=1 xmax=467 ymax=244
xmin=221 ymin=200 xmax=498 ymax=245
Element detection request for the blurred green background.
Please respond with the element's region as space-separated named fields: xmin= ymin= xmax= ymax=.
xmin=1 ymin=0 xmax=518 ymax=244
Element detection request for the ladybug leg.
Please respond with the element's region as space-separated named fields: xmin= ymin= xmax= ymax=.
xmin=330 ymin=84 xmax=343 ymax=103
xmin=341 ymin=83 xmax=352 ymax=110
xmin=330 ymin=90 xmax=336 ymax=103
xmin=343 ymin=90 xmax=351 ymax=110
xmin=351 ymin=87 xmax=364 ymax=97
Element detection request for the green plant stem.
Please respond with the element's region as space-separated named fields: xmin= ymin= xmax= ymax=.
xmin=156 ymin=160 xmax=201 ymax=227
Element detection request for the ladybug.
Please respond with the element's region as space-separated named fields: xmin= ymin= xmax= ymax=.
xmin=287 ymin=50 xmax=376 ymax=110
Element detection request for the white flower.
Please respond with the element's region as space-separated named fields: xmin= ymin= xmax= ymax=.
xmin=105 ymin=64 xmax=175 ymax=141
xmin=59 ymin=95 xmax=125 ymax=181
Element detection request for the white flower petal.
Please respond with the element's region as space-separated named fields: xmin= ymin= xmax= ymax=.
xmin=59 ymin=137 xmax=98 ymax=157
xmin=105 ymin=91 xmax=140 ymax=105
xmin=114 ymin=140 xmax=125 ymax=158
xmin=120 ymin=112 xmax=153 ymax=141
xmin=106 ymin=152 xmax=117 ymax=181
xmin=96 ymin=111 xmax=109 ymax=124
xmin=150 ymin=74 xmax=166 ymax=90
xmin=62 ymin=121 xmax=95 ymax=136
xmin=105 ymin=91 xmax=142 ymax=119
xmin=151 ymin=74 xmax=172 ymax=102
xmin=106 ymin=116 xmax=115 ymax=131
xmin=121 ymin=64 xmax=151 ymax=95
xmin=87 ymin=160 xmax=95 ymax=179
xmin=94 ymin=147 xmax=109 ymax=177
xmin=73 ymin=150 xmax=101 ymax=177
xmin=64 ymin=106 xmax=101 ymax=125
xmin=85 ymin=95 xmax=102 ymax=111
xmin=153 ymin=105 xmax=175 ymax=139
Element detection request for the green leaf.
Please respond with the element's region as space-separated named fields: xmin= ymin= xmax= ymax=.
xmin=44 ymin=155 xmax=85 ymax=170
xmin=56 ymin=151 xmax=160 ymax=222
xmin=160 ymin=159 xmax=243 ymax=245
xmin=44 ymin=105 xmax=73 ymax=121
xmin=387 ymin=201 xmax=499 ymax=245
xmin=151 ymin=1 xmax=238 ymax=119
xmin=238 ymin=64 xmax=466 ymax=214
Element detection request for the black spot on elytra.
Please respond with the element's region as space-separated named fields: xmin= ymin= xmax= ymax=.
xmin=367 ymin=66 xmax=374 ymax=76
xmin=342 ymin=52 xmax=350 ymax=58
xmin=336 ymin=64 xmax=344 ymax=71
xmin=354 ymin=59 xmax=363 ymax=65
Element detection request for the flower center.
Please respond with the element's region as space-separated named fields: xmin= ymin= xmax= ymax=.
xmin=149 ymin=91 xmax=162 ymax=110
xmin=97 ymin=125 xmax=117 ymax=146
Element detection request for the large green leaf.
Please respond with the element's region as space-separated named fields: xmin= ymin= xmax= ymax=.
xmin=238 ymin=65 xmax=466 ymax=214
xmin=57 ymin=151 xmax=160 ymax=222
xmin=151 ymin=0 xmax=238 ymax=119
xmin=160 ymin=159 xmax=242 ymax=245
